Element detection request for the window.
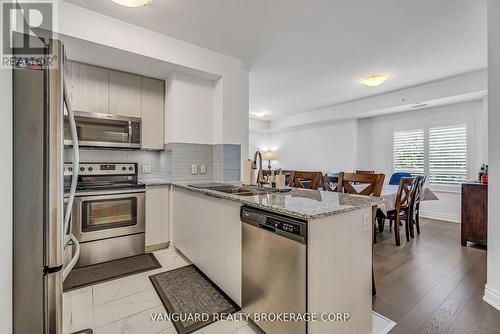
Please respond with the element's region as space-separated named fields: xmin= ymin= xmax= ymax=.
xmin=429 ymin=125 xmax=467 ymax=184
xmin=393 ymin=124 xmax=468 ymax=185
xmin=393 ymin=129 xmax=425 ymax=175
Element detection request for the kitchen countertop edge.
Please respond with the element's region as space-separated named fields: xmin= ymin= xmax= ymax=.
xmin=172 ymin=182 xmax=382 ymax=220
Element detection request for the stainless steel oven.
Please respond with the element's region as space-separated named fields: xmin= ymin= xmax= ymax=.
xmin=64 ymin=111 xmax=141 ymax=149
xmin=72 ymin=189 xmax=145 ymax=266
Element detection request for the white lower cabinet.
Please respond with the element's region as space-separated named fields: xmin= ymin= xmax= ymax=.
xmin=145 ymin=185 xmax=170 ymax=248
xmin=172 ymin=187 xmax=242 ymax=305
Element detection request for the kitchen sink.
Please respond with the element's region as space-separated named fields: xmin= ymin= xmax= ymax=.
xmin=207 ymin=186 xmax=261 ymax=196
xmin=188 ymin=183 xmax=290 ymax=196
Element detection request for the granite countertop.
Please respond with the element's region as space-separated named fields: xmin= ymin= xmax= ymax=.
xmin=139 ymin=180 xmax=172 ymax=186
xmin=173 ymin=182 xmax=383 ymax=220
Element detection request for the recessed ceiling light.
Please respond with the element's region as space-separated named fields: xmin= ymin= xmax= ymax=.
xmin=252 ymin=110 xmax=269 ymax=118
xmin=111 ymin=0 xmax=152 ymax=7
xmin=361 ymin=74 xmax=389 ymax=87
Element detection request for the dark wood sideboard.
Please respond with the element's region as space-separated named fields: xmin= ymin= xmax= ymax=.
xmin=461 ymin=182 xmax=488 ymax=246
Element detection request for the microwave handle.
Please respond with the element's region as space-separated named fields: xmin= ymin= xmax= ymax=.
xmin=128 ymin=121 xmax=132 ymax=141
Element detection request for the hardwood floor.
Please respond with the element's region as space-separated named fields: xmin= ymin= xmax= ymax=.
xmin=373 ymin=218 xmax=500 ymax=334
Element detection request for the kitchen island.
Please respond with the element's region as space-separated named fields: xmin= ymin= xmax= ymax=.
xmin=171 ymin=183 xmax=382 ymax=334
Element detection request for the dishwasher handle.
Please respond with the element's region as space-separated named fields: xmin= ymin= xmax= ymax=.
xmin=258 ymin=223 xmax=276 ymax=233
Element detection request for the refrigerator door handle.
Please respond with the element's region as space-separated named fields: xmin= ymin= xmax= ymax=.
xmin=62 ymin=234 xmax=80 ymax=280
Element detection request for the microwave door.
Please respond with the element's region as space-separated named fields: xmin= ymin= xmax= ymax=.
xmin=64 ymin=112 xmax=141 ymax=149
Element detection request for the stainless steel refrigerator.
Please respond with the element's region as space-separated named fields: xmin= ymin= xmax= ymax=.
xmin=13 ymin=33 xmax=80 ymax=334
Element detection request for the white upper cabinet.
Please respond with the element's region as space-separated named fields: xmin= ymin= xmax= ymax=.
xmin=109 ymin=70 xmax=142 ymax=118
xmin=67 ymin=62 xmax=109 ymax=114
xmin=141 ymin=77 xmax=164 ymax=150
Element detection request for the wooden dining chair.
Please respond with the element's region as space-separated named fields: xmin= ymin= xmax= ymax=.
xmin=355 ymin=170 xmax=375 ymax=174
xmin=338 ymin=172 xmax=385 ymax=243
xmin=290 ymin=171 xmax=322 ymax=189
xmin=338 ymin=172 xmax=384 ymax=297
xmin=262 ymin=170 xmax=273 ymax=177
xmin=282 ymin=170 xmax=295 ymax=187
xmin=339 ymin=172 xmax=384 ymax=196
xmin=262 ymin=170 xmax=295 ymax=186
xmin=321 ymin=174 xmax=343 ymax=192
xmin=386 ymin=177 xmax=416 ymax=246
xmin=409 ymin=175 xmax=426 ymax=238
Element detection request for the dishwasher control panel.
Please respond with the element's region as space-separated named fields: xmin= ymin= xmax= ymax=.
xmin=266 ymin=218 xmax=302 ymax=236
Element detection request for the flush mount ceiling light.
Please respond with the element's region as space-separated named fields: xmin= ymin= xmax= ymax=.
xmin=252 ymin=110 xmax=269 ymax=118
xmin=111 ymin=0 xmax=152 ymax=7
xmin=361 ymin=74 xmax=389 ymax=87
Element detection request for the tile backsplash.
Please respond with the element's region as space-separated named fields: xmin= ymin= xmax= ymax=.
xmin=167 ymin=142 xmax=214 ymax=182
xmin=218 ymin=144 xmax=241 ymax=182
xmin=65 ymin=142 xmax=241 ymax=183
xmin=223 ymin=144 xmax=241 ymax=182
xmin=64 ymin=148 xmax=171 ymax=183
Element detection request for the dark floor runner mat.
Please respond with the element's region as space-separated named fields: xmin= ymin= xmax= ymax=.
xmin=64 ymin=253 xmax=161 ymax=291
xmin=71 ymin=329 xmax=93 ymax=334
xmin=149 ymin=265 xmax=240 ymax=334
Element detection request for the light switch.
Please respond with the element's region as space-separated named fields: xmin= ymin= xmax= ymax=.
xmin=191 ymin=164 xmax=198 ymax=175
xmin=362 ymin=213 xmax=371 ymax=232
xmin=200 ymin=164 xmax=207 ymax=174
xmin=142 ymin=164 xmax=152 ymax=174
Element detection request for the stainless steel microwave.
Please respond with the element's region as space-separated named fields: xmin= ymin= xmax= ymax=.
xmin=64 ymin=111 xmax=141 ymax=149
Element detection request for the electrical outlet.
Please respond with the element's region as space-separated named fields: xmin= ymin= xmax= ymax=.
xmin=200 ymin=164 xmax=207 ymax=174
xmin=191 ymin=164 xmax=198 ymax=175
xmin=141 ymin=164 xmax=152 ymax=174
xmin=362 ymin=213 xmax=371 ymax=232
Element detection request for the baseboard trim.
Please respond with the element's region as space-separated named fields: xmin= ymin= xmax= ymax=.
xmin=420 ymin=210 xmax=460 ymax=223
xmin=484 ymin=285 xmax=500 ymax=311
xmin=145 ymin=242 xmax=169 ymax=253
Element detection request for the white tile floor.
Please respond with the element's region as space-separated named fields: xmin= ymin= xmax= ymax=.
xmin=63 ymin=247 xmax=395 ymax=334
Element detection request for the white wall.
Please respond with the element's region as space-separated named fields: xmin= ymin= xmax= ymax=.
xmin=164 ymin=72 xmax=216 ymax=144
xmin=484 ymin=0 xmax=500 ymax=311
xmin=358 ymin=100 xmax=487 ymax=222
xmin=249 ymin=131 xmax=269 ymax=161
xmin=250 ymin=119 xmax=359 ymax=172
xmin=0 ymin=63 xmax=13 ymax=334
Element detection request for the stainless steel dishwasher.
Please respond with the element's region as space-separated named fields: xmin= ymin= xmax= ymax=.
xmin=241 ymin=206 xmax=307 ymax=334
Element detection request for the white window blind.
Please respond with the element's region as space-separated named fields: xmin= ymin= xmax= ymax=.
xmin=393 ymin=129 xmax=425 ymax=175
xmin=429 ymin=125 xmax=467 ymax=184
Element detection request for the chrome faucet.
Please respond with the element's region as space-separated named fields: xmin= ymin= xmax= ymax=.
xmin=252 ymin=151 xmax=268 ymax=188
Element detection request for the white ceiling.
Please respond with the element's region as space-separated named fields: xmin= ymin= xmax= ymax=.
xmin=63 ymin=0 xmax=487 ymax=120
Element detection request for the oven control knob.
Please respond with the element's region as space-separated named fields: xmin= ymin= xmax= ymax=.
xmin=129 ymin=167 xmax=133 ymax=171
xmin=80 ymin=167 xmax=85 ymax=172
xmin=122 ymin=167 xmax=127 ymax=171
xmin=88 ymin=167 xmax=93 ymax=172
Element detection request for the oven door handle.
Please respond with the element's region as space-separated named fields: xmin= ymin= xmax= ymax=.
xmin=74 ymin=192 xmax=145 ymax=202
